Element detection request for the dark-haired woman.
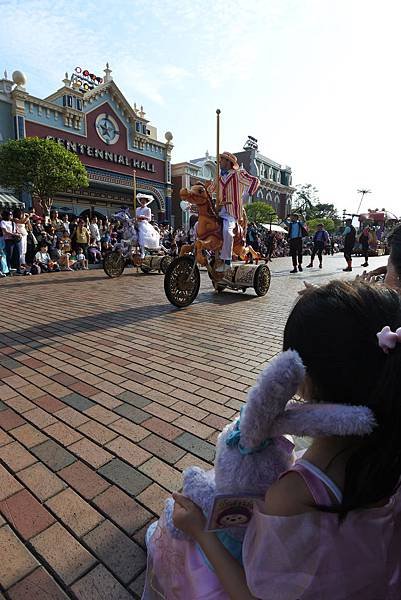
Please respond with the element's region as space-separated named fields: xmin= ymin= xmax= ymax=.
xmin=144 ymin=280 xmax=401 ymax=600
xmin=74 ymin=219 xmax=90 ymax=259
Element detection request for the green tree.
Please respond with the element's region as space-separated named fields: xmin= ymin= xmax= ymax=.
xmin=313 ymin=203 xmax=338 ymax=220
xmin=0 ymin=137 xmax=88 ymax=215
xmin=292 ymin=184 xmax=341 ymax=227
xmin=306 ymin=217 xmax=336 ymax=233
xmin=292 ymin=184 xmax=319 ymax=218
xmin=245 ymin=201 xmax=277 ymax=224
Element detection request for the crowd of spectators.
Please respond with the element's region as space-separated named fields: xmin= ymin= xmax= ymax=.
xmin=0 ymin=207 xmax=194 ymax=278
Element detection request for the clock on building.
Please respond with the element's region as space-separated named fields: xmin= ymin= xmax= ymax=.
xmin=95 ymin=113 xmax=120 ymax=145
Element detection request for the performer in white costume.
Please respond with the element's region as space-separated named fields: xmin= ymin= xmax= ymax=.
xmin=136 ymin=194 xmax=160 ymax=258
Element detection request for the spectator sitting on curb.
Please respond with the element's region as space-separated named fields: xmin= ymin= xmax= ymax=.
xmin=35 ymin=243 xmax=60 ymax=273
xmin=75 ymin=247 xmax=88 ymax=270
xmin=88 ymin=238 xmax=101 ymax=264
xmin=56 ymin=241 xmax=75 ymax=271
xmin=101 ymin=240 xmax=112 ymax=258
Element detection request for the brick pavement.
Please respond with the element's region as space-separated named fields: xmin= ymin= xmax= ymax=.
xmin=0 ymin=255 xmax=387 ymax=598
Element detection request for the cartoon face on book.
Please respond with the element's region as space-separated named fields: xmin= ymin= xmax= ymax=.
xmin=208 ymin=496 xmax=257 ymax=530
xmin=163 ymin=350 xmax=376 ymax=541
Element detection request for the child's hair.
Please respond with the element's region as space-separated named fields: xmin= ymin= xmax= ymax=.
xmin=388 ymin=224 xmax=401 ymax=279
xmin=283 ymin=280 xmax=401 ymax=517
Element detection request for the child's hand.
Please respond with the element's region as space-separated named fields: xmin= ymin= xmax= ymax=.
xmin=172 ymin=493 xmax=206 ymax=539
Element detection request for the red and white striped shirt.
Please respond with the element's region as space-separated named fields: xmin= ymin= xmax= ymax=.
xmin=208 ymin=169 xmax=260 ymax=220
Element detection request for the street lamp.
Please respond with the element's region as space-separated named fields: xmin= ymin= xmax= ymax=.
xmin=356 ymin=189 xmax=371 ymax=215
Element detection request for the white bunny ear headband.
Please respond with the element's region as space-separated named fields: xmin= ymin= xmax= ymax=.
xmin=226 ymin=350 xmax=376 ymax=456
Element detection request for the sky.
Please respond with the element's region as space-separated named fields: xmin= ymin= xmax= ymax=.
xmin=1 ymin=0 xmax=401 ymax=216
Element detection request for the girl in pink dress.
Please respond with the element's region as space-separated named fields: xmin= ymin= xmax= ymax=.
xmin=143 ymin=280 xmax=401 ymax=600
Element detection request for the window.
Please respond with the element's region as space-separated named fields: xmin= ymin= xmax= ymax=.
xmin=18 ymin=117 xmax=25 ymax=139
xmin=136 ymin=122 xmax=141 ymax=132
xmin=76 ymin=99 xmax=82 ymax=111
xmin=142 ymin=124 xmax=147 ymax=135
xmin=203 ymin=166 xmax=212 ymax=179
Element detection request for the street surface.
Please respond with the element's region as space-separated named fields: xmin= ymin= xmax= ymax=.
xmin=0 ymin=254 xmax=387 ymax=598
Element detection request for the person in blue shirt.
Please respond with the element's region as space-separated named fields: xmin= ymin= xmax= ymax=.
xmin=283 ymin=213 xmax=306 ymax=273
xmin=307 ymin=224 xmax=330 ymax=269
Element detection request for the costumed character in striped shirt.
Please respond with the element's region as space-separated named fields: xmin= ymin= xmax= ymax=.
xmin=208 ymin=151 xmax=259 ymax=272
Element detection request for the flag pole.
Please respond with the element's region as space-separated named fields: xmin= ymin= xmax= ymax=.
xmin=133 ymin=170 xmax=137 ymax=215
xmin=215 ymin=109 xmax=221 ymax=209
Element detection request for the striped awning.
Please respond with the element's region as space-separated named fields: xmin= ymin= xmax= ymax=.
xmin=0 ymin=191 xmax=24 ymax=209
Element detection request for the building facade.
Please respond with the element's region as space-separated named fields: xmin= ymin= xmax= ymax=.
xmin=236 ymin=137 xmax=295 ymax=219
xmin=0 ymin=66 xmax=173 ymax=221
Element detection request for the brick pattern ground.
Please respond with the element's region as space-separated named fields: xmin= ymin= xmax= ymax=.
xmin=0 ymin=255 xmax=386 ymax=598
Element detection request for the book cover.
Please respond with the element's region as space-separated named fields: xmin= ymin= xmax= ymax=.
xmin=206 ymin=493 xmax=264 ymax=531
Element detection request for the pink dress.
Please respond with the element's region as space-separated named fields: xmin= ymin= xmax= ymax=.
xmin=142 ymin=459 xmax=401 ymax=599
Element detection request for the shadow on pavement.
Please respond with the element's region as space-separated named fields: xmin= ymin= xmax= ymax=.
xmin=0 ymin=288 xmax=257 ymax=351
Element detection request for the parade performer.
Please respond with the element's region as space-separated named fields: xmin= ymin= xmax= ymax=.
xmin=208 ymin=152 xmax=259 ymax=272
xmin=283 ymin=213 xmax=307 ymax=273
xmin=307 ymin=223 xmax=329 ymax=269
xmin=342 ymin=218 xmax=356 ymax=272
xmin=135 ymin=194 xmax=160 ymax=258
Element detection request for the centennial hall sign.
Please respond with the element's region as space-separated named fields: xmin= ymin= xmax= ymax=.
xmin=46 ymin=135 xmax=156 ymax=173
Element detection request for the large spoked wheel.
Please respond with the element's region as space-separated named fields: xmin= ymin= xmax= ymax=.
xmin=253 ymin=264 xmax=271 ymax=296
xmin=103 ymin=251 xmax=125 ymax=278
xmin=164 ymin=256 xmax=201 ymax=308
xmin=160 ymin=255 xmax=173 ymax=274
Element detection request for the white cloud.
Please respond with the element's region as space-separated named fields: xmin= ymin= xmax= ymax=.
xmin=162 ymin=65 xmax=189 ymax=81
